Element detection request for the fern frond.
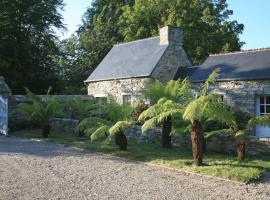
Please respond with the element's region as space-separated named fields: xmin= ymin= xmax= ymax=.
xmin=248 ymin=115 xmax=270 ymax=129
xmin=90 ymin=125 xmax=110 ymax=141
xmin=141 ymin=116 xmax=159 ymax=133
xmin=109 ymin=121 xmax=135 ymax=136
xmin=202 ymin=68 xmax=220 ymax=96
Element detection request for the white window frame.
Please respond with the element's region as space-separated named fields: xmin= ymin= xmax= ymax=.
xmin=258 ymin=95 xmax=270 ymax=115
xmin=255 ymin=95 xmax=270 ymax=138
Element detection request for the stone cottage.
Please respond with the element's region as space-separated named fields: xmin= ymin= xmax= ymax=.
xmin=175 ymin=48 xmax=270 ymax=138
xmin=85 ymin=26 xmax=270 ymax=138
xmin=85 ymin=26 xmax=192 ymax=104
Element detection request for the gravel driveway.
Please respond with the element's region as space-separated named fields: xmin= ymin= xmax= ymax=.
xmin=0 ymin=136 xmax=270 ymax=200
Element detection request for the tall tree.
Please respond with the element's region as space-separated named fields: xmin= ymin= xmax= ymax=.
xmin=119 ymin=0 xmax=244 ymax=64
xmin=0 ymin=0 xmax=65 ymax=94
xmin=78 ymin=0 xmax=134 ymax=75
xmin=56 ymin=0 xmax=134 ymax=93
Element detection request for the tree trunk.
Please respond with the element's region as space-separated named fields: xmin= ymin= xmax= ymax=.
xmin=115 ymin=131 xmax=127 ymax=151
xmin=237 ymin=142 xmax=245 ymax=160
xmin=162 ymin=116 xmax=172 ymax=148
xmin=42 ymin=124 xmax=50 ymax=138
xmin=78 ymin=130 xmax=85 ymax=137
xmin=191 ymin=120 xmax=203 ymax=166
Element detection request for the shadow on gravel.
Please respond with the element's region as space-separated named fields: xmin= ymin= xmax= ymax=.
xmin=0 ymin=135 xmax=92 ymax=158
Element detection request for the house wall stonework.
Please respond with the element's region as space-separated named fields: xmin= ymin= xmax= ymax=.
xmin=192 ymin=80 xmax=270 ymax=116
xmin=87 ymin=78 xmax=153 ymax=104
xmin=151 ymin=27 xmax=192 ymax=83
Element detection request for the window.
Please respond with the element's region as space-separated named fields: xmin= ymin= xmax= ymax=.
xmin=259 ymin=96 xmax=270 ymax=115
xmin=122 ymin=95 xmax=131 ymax=105
xmin=96 ymin=97 xmax=107 ymax=104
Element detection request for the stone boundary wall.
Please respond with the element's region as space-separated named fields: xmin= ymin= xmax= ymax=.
xmin=127 ymin=125 xmax=270 ymax=156
xmin=126 ymin=125 xmax=191 ymax=149
xmin=9 ymin=95 xmax=93 ymax=131
xmin=49 ymin=118 xmax=79 ymax=133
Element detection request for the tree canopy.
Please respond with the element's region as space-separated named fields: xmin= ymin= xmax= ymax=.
xmin=58 ymin=0 xmax=244 ymax=92
xmin=1 ymin=0 xmax=244 ymax=94
xmin=0 ymin=0 xmax=65 ymax=94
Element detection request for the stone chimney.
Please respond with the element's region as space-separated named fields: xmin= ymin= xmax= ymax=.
xmin=159 ymin=26 xmax=183 ymax=46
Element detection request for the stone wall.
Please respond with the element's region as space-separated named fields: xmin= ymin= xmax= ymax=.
xmin=192 ymin=80 xmax=270 ymax=116
xmin=151 ymin=27 xmax=192 ymax=83
xmin=49 ymin=118 xmax=79 ymax=133
xmin=8 ymin=95 xmax=93 ymax=131
xmin=127 ymin=125 xmax=270 ymax=156
xmin=126 ymin=125 xmax=191 ymax=149
xmin=87 ymin=78 xmax=152 ymax=104
xmin=247 ymin=137 xmax=270 ymax=156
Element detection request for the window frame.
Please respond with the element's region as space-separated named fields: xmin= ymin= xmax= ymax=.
xmin=122 ymin=94 xmax=132 ymax=105
xmin=259 ymin=95 xmax=270 ymax=115
xmin=94 ymin=94 xmax=108 ymax=105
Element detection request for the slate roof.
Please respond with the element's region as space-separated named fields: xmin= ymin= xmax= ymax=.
xmin=85 ymin=37 xmax=168 ymax=82
xmin=189 ymin=48 xmax=270 ymax=82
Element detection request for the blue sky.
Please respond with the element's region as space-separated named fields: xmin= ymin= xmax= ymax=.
xmin=60 ymin=0 xmax=270 ymax=50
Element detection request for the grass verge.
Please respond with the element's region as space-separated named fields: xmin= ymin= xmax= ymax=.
xmin=10 ymin=129 xmax=270 ymax=183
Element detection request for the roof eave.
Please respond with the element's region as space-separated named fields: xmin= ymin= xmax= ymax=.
xmin=191 ymin=76 xmax=270 ymax=83
xmin=84 ymin=75 xmax=152 ymax=83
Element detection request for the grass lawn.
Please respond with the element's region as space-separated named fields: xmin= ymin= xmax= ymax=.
xmin=11 ymin=129 xmax=270 ymax=183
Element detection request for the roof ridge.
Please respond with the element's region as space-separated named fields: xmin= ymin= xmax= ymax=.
xmin=210 ymin=47 xmax=270 ymax=57
xmin=114 ymin=36 xmax=160 ymax=47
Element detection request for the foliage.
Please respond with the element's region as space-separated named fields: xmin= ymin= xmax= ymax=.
xmin=248 ymin=115 xmax=270 ymax=130
xmin=139 ymin=98 xmax=183 ymax=133
xmin=65 ymin=98 xmax=98 ymax=120
xmin=141 ymin=79 xmax=192 ymax=104
xmin=17 ymin=88 xmax=63 ymax=136
xmin=0 ymin=0 xmax=65 ymax=94
xmin=139 ymin=79 xmax=191 ymax=139
xmin=131 ymin=100 xmax=149 ymax=122
xmin=183 ymin=68 xmax=235 ymax=127
xmin=119 ymin=0 xmax=244 ymax=64
xmin=76 ymin=99 xmax=134 ymax=141
xmin=56 ymin=0 xmax=244 ymax=91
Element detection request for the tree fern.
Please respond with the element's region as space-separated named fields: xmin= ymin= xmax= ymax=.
xmin=201 ymin=68 xmax=220 ymax=96
xmin=17 ymin=87 xmax=63 ymax=138
xmin=248 ymin=115 xmax=270 ymax=129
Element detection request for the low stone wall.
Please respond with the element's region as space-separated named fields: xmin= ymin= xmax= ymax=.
xmin=9 ymin=95 xmax=93 ymax=131
xmin=127 ymin=125 xmax=270 ymax=156
xmin=126 ymin=125 xmax=191 ymax=149
xmin=49 ymin=118 xmax=79 ymax=133
xmin=206 ymin=134 xmax=237 ymax=154
xmin=247 ymin=137 xmax=270 ymax=156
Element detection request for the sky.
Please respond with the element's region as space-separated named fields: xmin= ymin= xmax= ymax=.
xmin=60 ymin=0 xmax=270 ymax=50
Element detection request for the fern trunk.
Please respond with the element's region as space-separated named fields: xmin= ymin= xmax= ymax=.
xmin=115 ymin=131 xmax=127 ymax=151
xmin=191 ymin=120 xmax=203 ymax=166
xmin=42 ymin=124 xmax=50 ymax=138
xmin=162 ymin=116 xmax=172 ymax=148
xmin=237 ymin=142 xmax=245 ymax=160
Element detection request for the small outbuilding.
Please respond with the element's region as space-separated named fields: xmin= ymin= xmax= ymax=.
xmin=0 ymin=76 xmax=11 ymax=135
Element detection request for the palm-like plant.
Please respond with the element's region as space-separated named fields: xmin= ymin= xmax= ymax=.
xmin=139 ymin=79 xmax=192 ymax=148
xmin=183 ymin=68 xmax=236 ymax=166
xmin=66 ymin=98 xmax=99 ymax=136
xmin=235 ymin=114 xmax=270 ymax=160
xmin=76 ymin=98 xmax=134 ymax=150
xmin=17 ymin=88 xmax=63 ymax=138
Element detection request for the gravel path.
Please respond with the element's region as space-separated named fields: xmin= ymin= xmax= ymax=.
xmin=0 ymin=136 xmax=270 ymax=200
